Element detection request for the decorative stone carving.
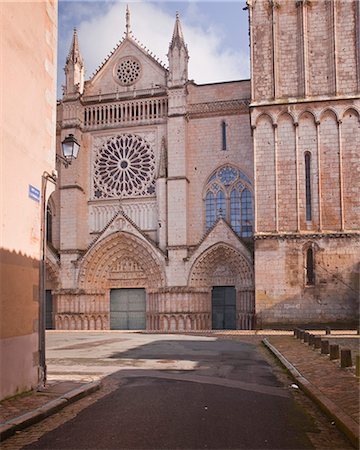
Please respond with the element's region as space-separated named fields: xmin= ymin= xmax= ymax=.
xmin=109 ymin=257 xmax=147 ymax=281
xmin=189 ymin=99 xmax=249 ymax=118
xmin=189 ymin=243 xmax=254 ymax=289
xmin=93 ymin=134 xmax=155 ymax=199
xmin=89 ymin=199 xmax=157 ymax=233
xmin=78 ymin=231 xmax=165 ymax=289
xmin=114 ymin=56 xmax=142 ymax=86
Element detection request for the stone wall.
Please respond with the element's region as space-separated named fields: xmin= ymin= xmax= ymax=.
xmin=255 ymin=236 xmax=359 ymax=325
xmin=249 ymin=0 xmax=360 ymax=102
xmin=253 ymin=102 xmax=360 ymax=235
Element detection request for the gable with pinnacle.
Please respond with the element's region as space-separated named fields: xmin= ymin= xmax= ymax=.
xmin=85 ymin=37 xmax=168 ymax=97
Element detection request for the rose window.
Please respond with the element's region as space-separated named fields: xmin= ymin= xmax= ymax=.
xmin=115 ymin=57 xmax=141 ymax=85
xmin=93 ymin=134 xmax=155 ymax=199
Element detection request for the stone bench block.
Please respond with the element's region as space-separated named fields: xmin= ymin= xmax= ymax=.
xmin=340 ymin=348 xmax=352 ymax=368
xmin=329 ymin=344 xmax=339 ymax=360
xmin=321 ymin=340 xmax=329 ymax=354
xmin=314 ymin=336 xmax=322 ymax=349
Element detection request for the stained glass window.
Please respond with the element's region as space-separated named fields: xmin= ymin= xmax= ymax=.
xmin=204 ymin=166 xmax=253 ymax=237
xmin=230 ymin=189 xmax=241 ymax=234
xmin=205 ymin=191 xmax=216 ymax=229
xmin=93 ymin=134 xmax=155 ymax=199
xmin=216 ymin=190 xmax=226 ymax=219
xmin=241 ymin=189 xmax=253 ymax=237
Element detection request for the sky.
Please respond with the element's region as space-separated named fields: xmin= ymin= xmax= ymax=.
xmin=57 ymin=1 xmax=250 ymax=99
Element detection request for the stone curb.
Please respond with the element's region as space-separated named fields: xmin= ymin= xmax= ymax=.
xmin=0 ymin=381 xmax=101 ymax=442
xmin=263 ymin=338 xmax=359 ymax=449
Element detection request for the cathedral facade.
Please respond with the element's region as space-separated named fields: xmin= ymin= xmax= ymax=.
xmin=49 ymin=0 xmax=360 ymax=331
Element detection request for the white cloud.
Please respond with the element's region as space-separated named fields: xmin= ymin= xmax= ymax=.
xmin=67 ymin=1 xmax=249 ymax=85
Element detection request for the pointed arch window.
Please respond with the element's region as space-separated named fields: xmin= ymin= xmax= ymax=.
xmin=305 ymin=247 xmax=315 ymax=285
xmin=204 ymin=166 xmax=253 ymax=237
xmin=305 ymin=152 xmax=312 ymax=221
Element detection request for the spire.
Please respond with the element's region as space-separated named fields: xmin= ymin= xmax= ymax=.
xmin=169 ymin=11 xmax=187 ymax=51
xmin=125 ymin=4 xmax=131 ymax=37
xmin=66 ymin=28 xmax=83 ymax=66
xmin=64 ymin=28 xmax=84 ymax=96
xmin=167 ymin=12 xmax=189 ymax=87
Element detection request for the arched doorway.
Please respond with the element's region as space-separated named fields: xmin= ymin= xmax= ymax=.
xmin=189 ymin=243 xmax=254 ymax=329
xmin=77 ymin=231 xmax=166 ymax=330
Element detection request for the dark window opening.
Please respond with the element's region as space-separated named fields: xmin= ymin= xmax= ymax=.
xmin=221 ymin=121 xmax=227 ymax=151
xmin=305 ymin=152 xmax=312 ymax=221
xmin=306 ymin=247 xmax=315 ymax=285
xmin=46 ymin=205 xmax=52 ymax=244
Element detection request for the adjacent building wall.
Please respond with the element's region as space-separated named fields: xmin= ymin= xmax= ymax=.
xmin=0 ymin=1 xmax=57 ymax=399
xmin=249 ymin=0 xmax=360 ymax=325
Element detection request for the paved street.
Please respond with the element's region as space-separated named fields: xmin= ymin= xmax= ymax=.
xmin=2 ymin=332 xmax=353 ymax=449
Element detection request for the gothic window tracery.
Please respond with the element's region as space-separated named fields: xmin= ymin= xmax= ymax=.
xmin=204 ymin=166 xmax=253 ymax=238
xmin=115 ymin=57 xmax=141 ymax=86
xmin=93 ymin=134 xmax=155 ymax=199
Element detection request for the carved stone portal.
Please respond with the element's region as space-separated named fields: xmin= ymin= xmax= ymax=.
xmin=78 ymin=231 xmax=165 ymax=289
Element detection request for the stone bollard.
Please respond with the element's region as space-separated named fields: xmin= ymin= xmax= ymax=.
xmin=300 ymin=330 xmax=305 ymax=340
xmin=356 ymin=356 xmax=360 ymax=377
xmin=308 ymin=334 xmax=315 ymax=346
xmin=340 ymin=349 xmax=352 ymax=368
xmin=304 ymin=332 xmax=310 ymax=343
xmin=325 ymin=327 xmax=331 ymax=335
xmin=314 ymin=336 xmax=322 ymax=349
xmin=329 ymin=344 xmax=340 ymax=360
xmin=321 ymin=340 xmax=330 ymax=354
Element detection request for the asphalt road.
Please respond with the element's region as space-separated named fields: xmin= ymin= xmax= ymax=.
xmin=23 ymin=336 xmax=317 ymax=449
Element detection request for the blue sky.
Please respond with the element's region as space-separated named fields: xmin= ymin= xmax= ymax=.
xmin=58 ymin=1 xmax=249 ymax=98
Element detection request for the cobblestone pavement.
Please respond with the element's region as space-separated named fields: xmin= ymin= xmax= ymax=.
xmin=0 ymin=381 xmax=87 ymax=424
xmin=0 ymin=330 xmax=357 ymax=449
xmin=266 ymin=334 xmax=359 ymax=425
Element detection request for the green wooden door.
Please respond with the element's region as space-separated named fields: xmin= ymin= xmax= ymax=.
xmin=110 ymin=289 xmax=146 ymax=330
xmin=212 ymin=286 xmax=236 ymax=329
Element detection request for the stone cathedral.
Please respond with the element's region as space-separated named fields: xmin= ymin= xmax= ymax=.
xmin=48 ymin=1 xmax=360 ymax=331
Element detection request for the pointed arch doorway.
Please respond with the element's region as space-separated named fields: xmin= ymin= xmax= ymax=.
xmin=189 ymin=243 xmax=255 ymax=330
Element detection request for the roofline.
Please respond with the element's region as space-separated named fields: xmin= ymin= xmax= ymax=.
xmin=189 ymin=78 xmax=251 ymax=87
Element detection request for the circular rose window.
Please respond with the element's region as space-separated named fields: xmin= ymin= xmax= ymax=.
xmin=93 ymin=134 xmax=155 ymax=198
xmin=115 ymin=57 xmax=141 ymax=86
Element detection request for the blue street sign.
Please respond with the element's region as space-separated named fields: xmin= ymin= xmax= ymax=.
xmin=29 ymin=185 xmax=40 ymax=202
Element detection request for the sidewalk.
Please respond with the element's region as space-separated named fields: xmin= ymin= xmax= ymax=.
xmin=263 ymin=333 xmax=359 ymax=449
xmin=0 ymin=380 xmax=100 ymax=441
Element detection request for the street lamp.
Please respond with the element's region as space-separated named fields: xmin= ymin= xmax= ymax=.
xmin=56 ymin=133 xmax=80 ymax=168
xmin=38 ymin=134 xmax=80 ymax=390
